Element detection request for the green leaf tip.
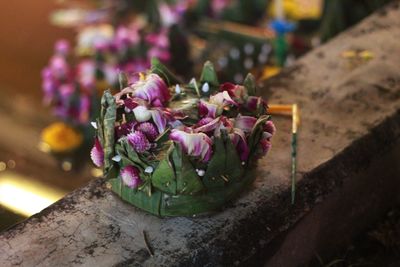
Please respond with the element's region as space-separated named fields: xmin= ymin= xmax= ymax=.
xmin=200 ymin=61 xmax=219 ymax=88
xmin=244 ymin=73 xmax=257 ymax=96
xmin=150 ymin=57 xmax=182 ymax=86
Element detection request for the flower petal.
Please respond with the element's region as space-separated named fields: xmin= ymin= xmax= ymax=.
xmin=234 ymin=114 xmax=257 ymax=132
xmin=121 ymin=165 xmax=142 ymax=188
xmin=90 ymin=138 xmax=104 ymax=167
xmin=170 ymin=130 xmax=213 ymax=162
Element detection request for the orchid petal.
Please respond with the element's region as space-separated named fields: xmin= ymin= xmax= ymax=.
xmin=170 ymin=130 xmax=213 ymax=162
xmin=133 ymin=73 xmax=170 ymax=106
xmin=150 ymin=109 xmax=167 ymax=133
xmin=234 ymin=114 xmax=257 ymax=132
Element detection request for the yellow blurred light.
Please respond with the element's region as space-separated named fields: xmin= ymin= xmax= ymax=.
xmin=0 ymin=172 xmax=67 ymax=217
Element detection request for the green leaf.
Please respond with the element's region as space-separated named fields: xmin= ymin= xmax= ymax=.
xmin=200 ymin=61 xmax=219 ymax=88
xmin=248 ymin=115 xmax=270 ymax=158
xmin=203 ymin=137 xmax=227 ymax=188
xmin=150 ymin=58 xmax=182 ymax=86
xmin=244 ymin=73 xmax=257 ymax=96
xmin=151 ymin=158 xmax=177 ymax=195
xmin=224 ymin=136 xmax=244 ymax=181
xmin=110 ymin=177 xmax=162 ymax=216
xmin=171 ymin=145 xmax=204 ymax=195
xmin=100 ymin=90 xmax=116 ymax=175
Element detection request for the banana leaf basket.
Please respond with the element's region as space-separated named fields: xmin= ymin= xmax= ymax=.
xmin=91 ymin=59 xmax=275 ymax=217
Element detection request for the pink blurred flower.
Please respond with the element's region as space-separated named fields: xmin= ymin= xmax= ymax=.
xmin=77 ymin=60 xmax=96 ymax=89
xmin=54 ymin=39 xmax=71 ymax=56
xmin=121 ymin=165 xmax=142 ymax=188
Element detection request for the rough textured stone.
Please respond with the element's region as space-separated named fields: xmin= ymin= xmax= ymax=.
xmin=1 ymin=3 xmax=400 ymax=266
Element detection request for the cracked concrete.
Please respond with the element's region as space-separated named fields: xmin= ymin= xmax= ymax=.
xmin=1 ymin=2 xmax=400 ymax=266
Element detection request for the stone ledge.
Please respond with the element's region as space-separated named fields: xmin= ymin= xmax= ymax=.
xmin=1 ymin=2 xmax=400 ymax=266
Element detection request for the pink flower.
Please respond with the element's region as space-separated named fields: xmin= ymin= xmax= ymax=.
xmin=230 ymin=128 xmax=250 ymax=161
xmin=77 ymin=60 xmax=96 ymax=89
xmin=256 ymin=121 xmax=276 ymax=157
xmin=170 ymin=130 xmax=213 ymax=162
xmin=49 ymin=55 xmax=69 ymax=79
xmin=115 ymin=122 xmax=136 ymax=138
xmin=133 ymin=74 xmax=170 ymax=106
xmin=54 ymin=39 xmax=70 ymax=56
xmin=121 ymin=165 xmax=142 ymax=188
xmin=136 ymin=122 xmax=159 ymax=141
xmin=199 ymin=91 xmax=238 ymax=118
xmin=127 ymin=131 xmax=151 ymax=153
xmin=114 ymin=24 xmax=140 ymax=50
xmin=264 ymin=120 xmax=276 ymax=136
xmin=90 ymin=138 xmax=104 ymax=167
xmin=233 ymin=114 xmax=257 ymax=133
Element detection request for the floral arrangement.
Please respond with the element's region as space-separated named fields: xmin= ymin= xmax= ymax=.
xmin=91 ymin=59 xmax=275 ymax=216
xmin=41 ymin=1 xmax=190 ymax=157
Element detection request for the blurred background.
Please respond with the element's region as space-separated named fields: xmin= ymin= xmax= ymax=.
xmin=0 ymin=1 xmax=393 ymax=262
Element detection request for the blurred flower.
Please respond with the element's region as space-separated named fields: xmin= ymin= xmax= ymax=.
xmin=55 ymin=39 xmax=71 ymax=56
xmin=120 ymin=165 xmax=142 ymax=188
xmin=170 ymin=130 xmax=213 ymax=162
xmin=90 ymin=138 xmax=104 ymax=167
xmin=77 ymin=60 xmax=96 ymax=89
xmin=41 ymin=122 xmax=83 ymax=153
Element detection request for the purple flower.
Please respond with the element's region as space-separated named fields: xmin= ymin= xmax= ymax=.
xmin=256 ymin=121 xmax=276 ymax=157
xmin=115 ymin=122 xmax=136 ymax=138
xmin=78 ymin=95 xmax=91 ymax=124
xmin=121 ymin=165 xmax=142 ymax=188
xmin=136 ymin=122 xmax=159 ymax=141
xmin=114 ymin=24 xmax=140 ymax=50
xmin=264 ymin=120 xmax=276 ymax=136
xmin=49 ymin=55 xmax=69 ymax=79
xmin=90 ymin=138 xmax=104 ymax=167
xmin=150 ymin=109 xmax=168 ymax=133
xmin=127 ymin=131 xmax=151 ymax=153
xmin=169 ymin=130 xmax=213 ymax=162
xmin=54 ymin=39 xmax=70 ymax=56
xmin=77 ymin=60 xmax=96 ymax=88
xmin=199 ymin=91 xmax=238 ymax=118
xmin=234 ymin=114 xmax=257 ymax=133
xmin=133 ymin=74 xmax=171 ymax=106
xmin=230 ymin=128 xmax=250 ymax=161
xmin=199 ymin=100 xmax=218 ymax=118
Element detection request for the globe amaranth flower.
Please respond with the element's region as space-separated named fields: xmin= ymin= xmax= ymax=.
xmin=90 ymin=138 xmax=104 ymax=167
xmin=133 ymin=73 xmax=170 ymax=106
xmin=127 ymin=131 xmax=151 ymax=153
xmin=136 ymin=122 xmax=159 ymax=141
xmin=120 ymin=165 xmax=142 ymax=188
xmin=170 ymin=130 xmax=213 ymax=162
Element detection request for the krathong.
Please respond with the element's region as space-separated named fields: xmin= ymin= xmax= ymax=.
xmin=91 ymin=59 xmax=275 ymax=216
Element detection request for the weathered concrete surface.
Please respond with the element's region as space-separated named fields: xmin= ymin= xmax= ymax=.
xmin=2 ymin=2 xmax=400 ymax=266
